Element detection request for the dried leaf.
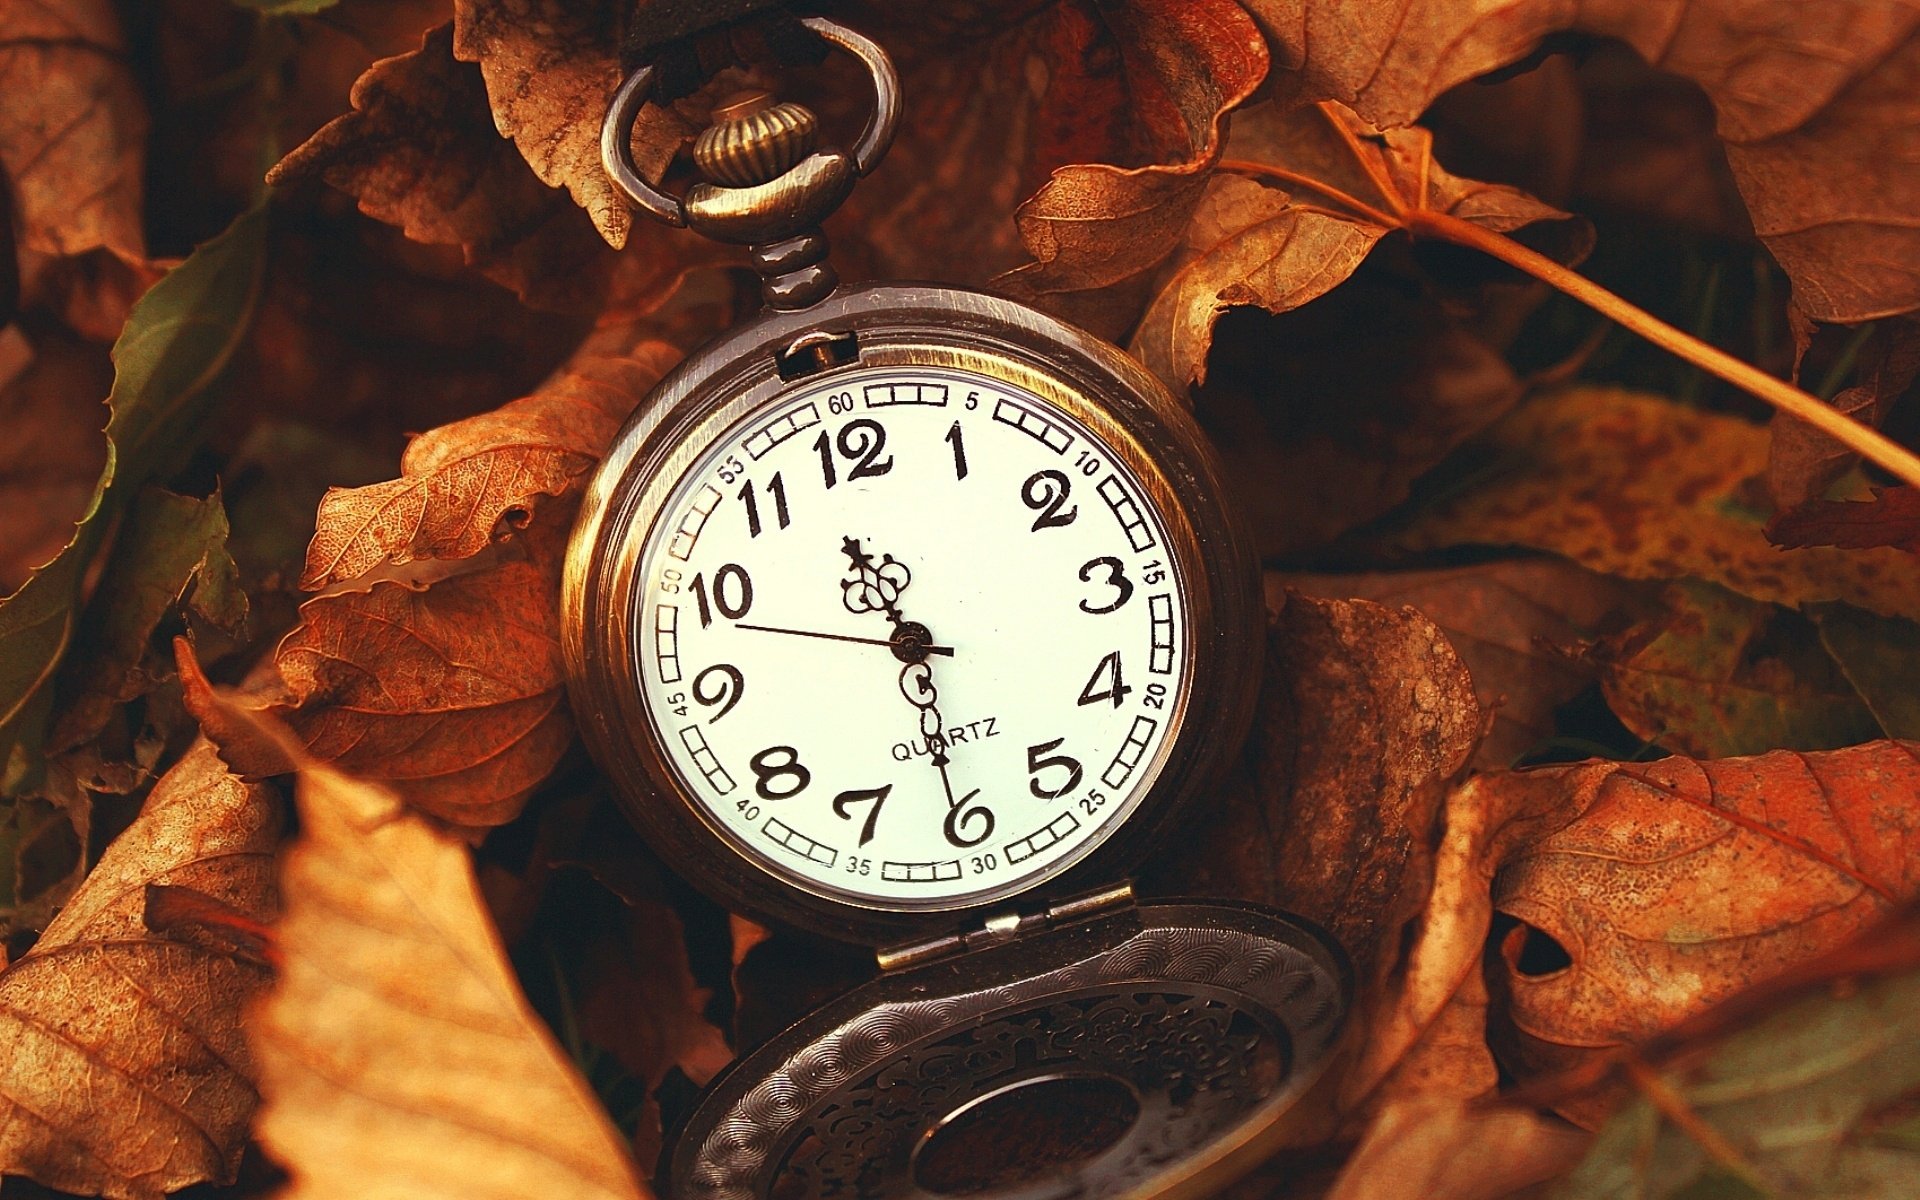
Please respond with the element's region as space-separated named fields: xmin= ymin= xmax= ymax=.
xmin=1324 ymin=1095 xmax=1588 ymax=1200
xmin=0 ymin=740 xmax=278 ymax=1199
xmin=1132 ymin=100 xmax=1584 ymax=390
xmin=0 ymin=204 xmax=267 ymax=794
xmin=1485 ymin=743 xmax=1920 ymax=1118
xmin=1551 ymin=919 xmax=1920 ymax=1198
xmin=1812 ymin=603 xmax=1920 ymax=740
xmin=1250 ymin=0 xmax=1920 ymax=323
xmin=1147 ymin=592 xmax=1481 ymax=990
xmin=245 ymin=730 xmax=646 ymax=1200
xmin=1769 ymin=485 xmax=1920 ymax=555
xmin=270 ymin=25 xmax=667 ymax=314
xmin=0 ymin=326 xmax=111 ymax=594
xmin=301 ymin=345 xmax=677 ymax=589
xmin=1770 ymin=316 xmax=1920 ymax=509
xmin=0 ymin=0 xmax=147 ymax=263
xmin=1384 ymin=386 xmax=1920 ymax=618
xmin=1277 ymin=560 xmax=1641 ymax=768
xmin=450 ymin=0 xmax=641 ymax=250
xmin=988 ymin=0 xmax=1268 ymax=332
xmin=269 ymin=556 xmax=569 ymax=829
xmin=1593 ymin=581 xmax=1880 ymax=759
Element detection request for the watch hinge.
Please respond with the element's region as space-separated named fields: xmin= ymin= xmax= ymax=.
xmin=875 ymin=880 xmax=1136 ymax=973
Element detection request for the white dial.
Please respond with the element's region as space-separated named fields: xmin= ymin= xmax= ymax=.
xmin=635 ymin=365 xmax=1190 ymax=907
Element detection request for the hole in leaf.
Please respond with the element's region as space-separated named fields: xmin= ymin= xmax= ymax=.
xmin=1502 ymin=920 xmax=1572 ymax=978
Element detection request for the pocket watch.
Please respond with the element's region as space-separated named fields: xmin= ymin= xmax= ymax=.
xmin=564 ymin=18 xmax=1351 ymax=1198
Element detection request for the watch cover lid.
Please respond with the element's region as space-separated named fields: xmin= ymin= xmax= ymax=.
xmin=669 ymin=902 xmax=1351 ymax=1200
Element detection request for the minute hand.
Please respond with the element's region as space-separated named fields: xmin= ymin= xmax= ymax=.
xmin=736 ymin=622 xmax=955 ymax=657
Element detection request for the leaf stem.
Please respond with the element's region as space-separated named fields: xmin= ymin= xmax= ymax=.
xmin=1404 ymin=208 xmax=1920 ymax=491
xmin=1217 ymin=159 xmax=1402 ymax=229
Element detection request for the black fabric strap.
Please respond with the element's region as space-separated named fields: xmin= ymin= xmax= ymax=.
xmin=622 ymin=1 xmax=830 ymax=101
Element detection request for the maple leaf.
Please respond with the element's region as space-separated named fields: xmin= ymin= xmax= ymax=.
xmin=301 ymin=343 xmax=678 ymax=589
xmin=0 ymin=0 xmax=147 ymax=265
xmin=1133 ymin=99 xmax=1587 ymax=390
xmin=0 ymin=740 xmax=278 ymax=1199
xmin=241 ymin=721 xmax=647 ymax=1200
xmin=1249 ymin=0 xmax=1920 ymax=326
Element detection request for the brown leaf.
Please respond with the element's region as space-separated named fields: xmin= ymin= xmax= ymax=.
xmin=1277 ymin=560 xmax=1643 ymax=769
xmin=1769 ymin=485 xmax=1920 ymax=555
xmin=269 ymin=556 xmax=570 ymax=830
xmin=244 ymin=726 xmax=646 ymax=1199
xmin=1486 ymin=743 xmax=1920 ymax=1116
xmin=1145 ymin=592 xmax=1481 ymax=991
xmin=1250 ymin=0 xmax=1920 ymax=325
xmin=0 ymin=0 xmax=146 ymax=264
xmin=1322 ymin=1094 xmax=1588 ymax=1200
xmin=986 ymin=0 xmax=1268 ymax=334
xmin=271 ymin=25 xmax=699 ymax=314
xmin=1132 ymin=99 xmax=1584 ymax=390
xmin=0 ymin=325 xmax=111 ymax=594
xmin=0 ymin=740 xmax=278 ymax=1199
xmin=1769 ymin=315 xmax=1920 ymax=509
xmin=301 ymin=344 xmax=678 ymax=589
xmin=1383 ymin=385 xmax=1920 ymax=618
xmin=450 ymin=0 xmax=653 ymax=250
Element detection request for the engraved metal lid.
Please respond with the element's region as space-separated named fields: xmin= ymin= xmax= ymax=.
xmin=668 ymin=902 xmax=1351 ymax=1199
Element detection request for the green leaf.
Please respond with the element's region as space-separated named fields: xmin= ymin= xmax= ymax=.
xmin=1594 ymin=581 xmax=1880 ymax=758
xmin=1812 ymin=603 xmax=1920 ymax=740
xmin=0 ymin=204 xmax=268 ymax=794
xmin=47 ymin=487 xmax=247 ymax=755
xmin=1552 ymin=964 xmax=1920 ymax=1198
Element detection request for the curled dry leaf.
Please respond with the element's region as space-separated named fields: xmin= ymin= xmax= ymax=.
xmin=1487 ymin=742 xmax=1920 ymax=1118
xmin=985 ymin=0 xmax=1268 ymax=333
xmin=1132 ymin=99 xmax=1586 ymax=391
xmin=301 ymin=343 xmax=677 ymax=589
xmin=272 ymin=556 xmax=569 ymax=830
xmin=1384 ymin=385 xmax=1920 ymax=618
xmin=0 ymin=0 xmax=146 ymax=263
xmin=242 ymin=721 xmax=646 ymax=1200
xmin=0 ymin=740 xmax=278 ymax=1199
xmin=1147 ymin=592 xmax=1481 ymax=991
xmin=1250 ymin=0 xmax=1920 ymax=324
xmin=1360 ymin=741 xmax=1920 ymax=1131
xmin=1276 ymin=560 xmax=1642 ymax=769
xmin=271 ymin=25 xmax=706 ymax=314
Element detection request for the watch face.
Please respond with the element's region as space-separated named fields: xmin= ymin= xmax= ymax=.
xmin=632 ymin=364 xmax=1191 ymax=909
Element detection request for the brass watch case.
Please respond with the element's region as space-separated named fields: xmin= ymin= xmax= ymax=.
xmin=562 ymin=283 xmax=1263 ymax=946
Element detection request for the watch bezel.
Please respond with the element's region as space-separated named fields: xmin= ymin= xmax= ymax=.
xmin=563 ymin=283 xmax=1261 ymax=945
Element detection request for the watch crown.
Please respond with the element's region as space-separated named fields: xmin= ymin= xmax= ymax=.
xmin=693 ymin=90 xmax=821 ymax=188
